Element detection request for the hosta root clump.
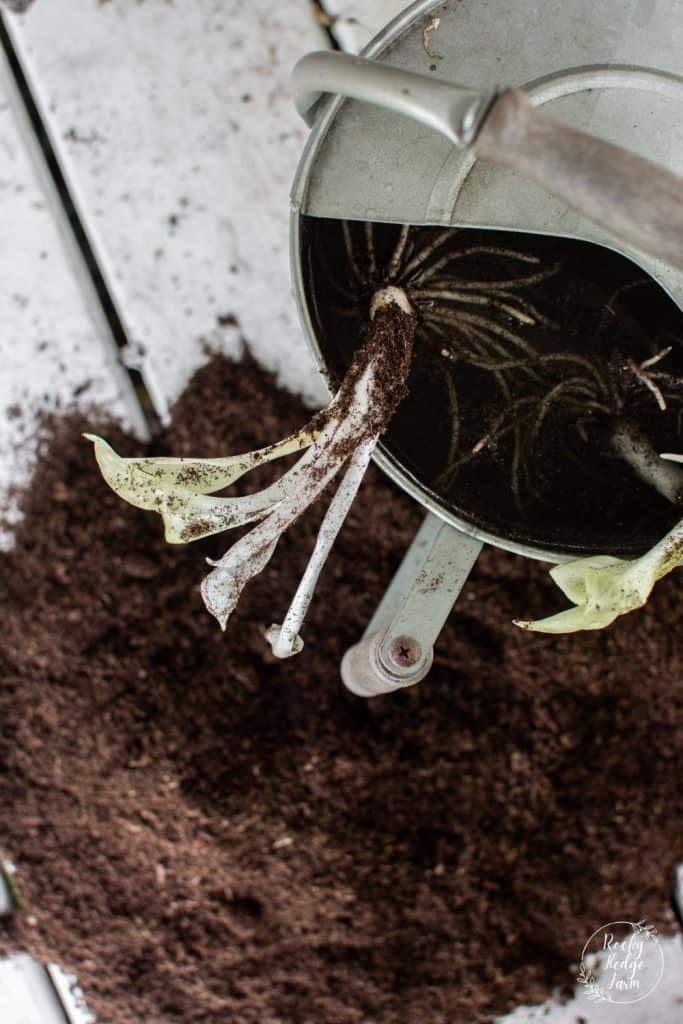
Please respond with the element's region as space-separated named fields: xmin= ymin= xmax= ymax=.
xmin=88 ymin=290 xmax=416 ymax=655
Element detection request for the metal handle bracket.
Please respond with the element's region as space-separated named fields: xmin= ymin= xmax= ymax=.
xmin=291 ymin=50 xmax=494 ymax=147
xmin=342 ymin=513 xmax=483 ymax=696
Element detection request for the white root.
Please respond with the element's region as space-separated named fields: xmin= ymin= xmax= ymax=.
xmin=626 ymin=348 xmax=674 ymax=411
xmin=611 ymin=421 xmax=683 ymax=504
xmin=397 ymin=228 xmax=453 ymax=283
xmin=201 ymin=286 xmax=415 ymax=634
xmin=89 ymin=284 xmax=414 ymax=651
xmin=266 ymin=435 xmax=378 ymax=658
xmin=386 ymin=225 xmax=410 ymax=281
xmin=200 ymin=357 xmax=379 ymax=630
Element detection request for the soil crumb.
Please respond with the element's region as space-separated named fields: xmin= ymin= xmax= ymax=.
xmin=0 ymin=353 xmax=681 ymax=1024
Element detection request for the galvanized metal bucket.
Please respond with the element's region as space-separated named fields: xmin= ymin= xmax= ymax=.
xmin=290 ymin=0 xmax=683 ymax=694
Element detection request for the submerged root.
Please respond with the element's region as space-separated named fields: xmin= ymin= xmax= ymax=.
xmin=611 ymin=420 xmax=683 ymax=504
xmin=324 ymin=221 xmax=683 ymax=511
xmin=627 ymin=346 xmax=674 ymax=412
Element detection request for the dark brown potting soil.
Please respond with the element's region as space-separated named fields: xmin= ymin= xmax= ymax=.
xmin=0 ymin=353 xmax=681 ymax=1024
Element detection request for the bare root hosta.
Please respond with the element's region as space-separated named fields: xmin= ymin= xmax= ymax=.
xmin=0 ymin=0 xmax=36 ymax=10
xmin=89 ymin=287 xmax=416 ymax=653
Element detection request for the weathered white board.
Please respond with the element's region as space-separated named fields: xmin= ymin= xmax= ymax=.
xmin=322 ymin=0 xmax=408 ymax=52
xmin=5 ymin=0 xmax=329 ymax=420
xmin=0 ymin=955 xmax=67 ymax=1024
xmin=503 ymin=932 xmax=683 ymax=1024
xmin=0 ymin=46 xmax=136 ymax=543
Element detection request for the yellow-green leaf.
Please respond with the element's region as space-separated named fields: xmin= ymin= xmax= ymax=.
xmin=515 ymin=520 xmax=683 ymax=634
xmin=85 ymin=429 xmax=316 ymax=511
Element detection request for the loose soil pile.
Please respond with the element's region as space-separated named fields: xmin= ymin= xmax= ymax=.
xmin=1 ymin=353 xmax=681 ymax=1024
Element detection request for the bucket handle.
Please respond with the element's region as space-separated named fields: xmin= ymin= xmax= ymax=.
xmin=292 ymin=51 xmax=683 ymax=272
xmin=341 ymin=513 xmax=483 ymax=697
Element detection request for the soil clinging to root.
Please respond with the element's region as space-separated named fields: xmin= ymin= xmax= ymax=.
xmin=0 ymin=353 xmax=681 ymax=1024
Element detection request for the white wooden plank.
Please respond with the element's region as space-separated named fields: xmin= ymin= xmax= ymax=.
xmin=0 ymin=955 xmax=68 ymax=1024
xmin=322 ymin=0 xmax=408 ymax=52
xmin=0 ymin=49 xmax=135 ymax=546
xmin=502 ymin=934 xmax=683 ymax=1024
xmin=5 ymin=0 xmax=329 ymax=416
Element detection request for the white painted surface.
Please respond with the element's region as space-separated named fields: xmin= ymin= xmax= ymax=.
xmin=0 ymin=48 xmax=134 ymax=545
xmin=47 ymin=964 xmax=96 ymax=1024
xmin=500 ymin=935 xmax=683 ymax=1023
xmin=322 ymin=0 xmax=409 ymax=52
xmin=0 ymin=955 xmax=68 ymax=1024
xmin=5 ymin=0 xmax=329 ymax=415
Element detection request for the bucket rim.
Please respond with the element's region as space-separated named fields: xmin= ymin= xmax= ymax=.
xmin=289 ymin=0 xmax=683 ymax=563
